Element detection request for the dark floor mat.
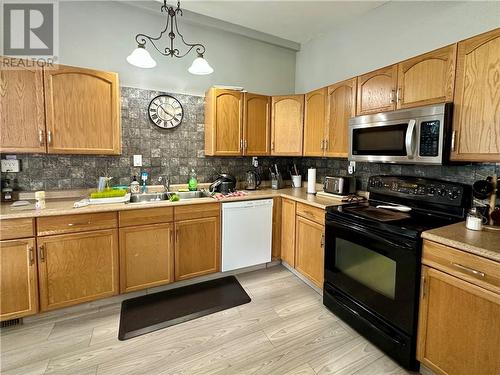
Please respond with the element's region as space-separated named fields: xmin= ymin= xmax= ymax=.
xmin=118 ymin=276 xmax=251 ymax=340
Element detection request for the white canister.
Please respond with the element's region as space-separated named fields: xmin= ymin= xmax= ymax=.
xmin=35 ymin=191 xmax=46 ymax=210
xmin=307 ymin=168 xmax=316 ymax=194
xmin=466 ymin=208 xmax=483 ymax=231
xmin=292 ymin=175 xmax=302 ymax=188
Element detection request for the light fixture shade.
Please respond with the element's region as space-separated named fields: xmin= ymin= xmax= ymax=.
xmin=188 ymin=54 xmax=214 ymax=75
xmin=127 ymin=45 xmax=157 ymax=68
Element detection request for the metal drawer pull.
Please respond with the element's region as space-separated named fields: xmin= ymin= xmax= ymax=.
xmin=390 ymin=90 xmax=396 ymax=103
xmin=320 ymin=234 xmax=325 ymax=248
xmin=452 ymin=262 xmax=485 ymax=278
xmin=39 ymin=129 xmax=45 ymax=146
xmin=68 ymin=221 xmax=91 ymax=227
xmin=28 ymin=246 xmax=35 ymax=265
xmin=47 ymin=130 xmax=53 ymax=145
xmin=39 ymin=245 xmax=45 ymax=262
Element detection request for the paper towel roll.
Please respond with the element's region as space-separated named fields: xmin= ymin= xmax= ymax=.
xmin=307 ymin=168 xmax=316 ymax=194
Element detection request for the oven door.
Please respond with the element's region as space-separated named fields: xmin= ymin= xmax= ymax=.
xmin=324 ymin=216 xmax=420 ymax=334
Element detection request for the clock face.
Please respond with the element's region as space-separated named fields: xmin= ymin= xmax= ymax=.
xmin=148 ymin=95 xmax=184 ymax=129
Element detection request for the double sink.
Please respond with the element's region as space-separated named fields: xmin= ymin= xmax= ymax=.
xmin=129 ymin=190 xmax=211 ymax=203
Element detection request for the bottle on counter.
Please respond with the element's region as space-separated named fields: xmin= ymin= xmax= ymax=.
xmin=35 ymin=191 xmax=46 ymax=210
xmin=130 ymin=175 xmax=140 ymax=194
xmin=188 ymin=169 xmax=198 ymax=191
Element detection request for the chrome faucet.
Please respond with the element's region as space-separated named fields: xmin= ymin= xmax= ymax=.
xmin=157 ymin=176 xmax=170 ymax=192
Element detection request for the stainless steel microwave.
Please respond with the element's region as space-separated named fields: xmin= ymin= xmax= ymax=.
xmin=348 ymin=103 xmax=452 ymax=165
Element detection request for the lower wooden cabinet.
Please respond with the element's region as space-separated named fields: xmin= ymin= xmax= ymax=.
xmin=175 ymin=216 xmax=220 ymax=281
xmin=272 ymin=197 xmax=282 ymax=260
xmin=0 ymin=238 xmax=38 ymax=320
xmin=119 ymin=223 xmax=174 ymax=293
xmin=417 ymin=265 xmax=500 ymax=375
xmin=280 ymin=198 xmax=296 ymax=267
xmin=37 ymin=229 xmax=119 ymax=311
xmin=295 ymin=216 xmax=325 ymax=288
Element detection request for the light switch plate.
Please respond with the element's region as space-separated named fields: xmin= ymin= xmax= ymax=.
xmin=133 ymin=155 xmax=142 ymax=167
xmin=1 ymin=159 xmax=20 ymax=172
xmin=348 ymin=161 xmax=356 ymax=175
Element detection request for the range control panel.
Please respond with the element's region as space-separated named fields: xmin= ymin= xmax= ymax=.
xmin=368 ymin=175 xmax=468 ymax=206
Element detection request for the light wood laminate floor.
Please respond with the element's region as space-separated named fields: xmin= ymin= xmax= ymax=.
xmin=0 ymin=265 xmax=414 ymax=375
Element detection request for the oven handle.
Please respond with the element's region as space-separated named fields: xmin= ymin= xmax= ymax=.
xmin=405 ymin=119 xmax=417 ymax=159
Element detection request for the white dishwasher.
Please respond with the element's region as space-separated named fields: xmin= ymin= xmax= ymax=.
xmin=222 ymin=199 xmax=273 ymax=272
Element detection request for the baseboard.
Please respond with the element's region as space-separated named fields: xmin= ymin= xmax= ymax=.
xmin=281 ymin=261 xmax=323 ymax=296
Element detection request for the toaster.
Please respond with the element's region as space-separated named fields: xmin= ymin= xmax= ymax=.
xmin=323 ymin=176 xmax=356 ymax=195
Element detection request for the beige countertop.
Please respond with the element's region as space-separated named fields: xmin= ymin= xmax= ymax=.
xmin=0 ymin=187 xmax=345 ymax=220
xmin=422 ymin=222 xmax=500 ymax=262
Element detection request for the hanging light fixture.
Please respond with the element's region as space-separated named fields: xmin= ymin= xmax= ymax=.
xmin=127 ymin=0 xmax=213 ymax=75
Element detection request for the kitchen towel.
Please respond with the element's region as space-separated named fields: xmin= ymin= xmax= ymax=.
xmin=307 ymin=168 xmax=317 ymax=194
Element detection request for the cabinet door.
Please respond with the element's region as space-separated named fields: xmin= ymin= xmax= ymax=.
xmin=243 ymin=93 xmax=270 ymax=156
xmin=280 ymin=198 xmax=296 ymax=267
xmin=451 ymin=29 xmax=500 ymax=162
xmin=44 ymin=65 xmax=121 ymax=155
xmin=325 ymin=78 xmax=357 ymax=157
xmin=295 ymin=216 xmax=324 ymax=289
xmin=37 ymin=229 xmax=119 ymax=311
xmin=0 ymin=238 xmax=38 ymax=320
xmin=272 ymin=197 xmax=282 ymax=260
xmin=175 ymin=216 xmax=220 ymax=281
xmin=356 ymin=65 xmax=397 ymax=115
xmin=417 ymin=266 xmax=500 ymax=375
xmin=271 ymin=95 xmax=304 ymax=156
xmin=119 ymin=223 xmax=174 ymax=293
xmin=303 ymin=88 xmax=327 ymax=157
xmin=205 ymin=88 xmax=242 ymax=156
xmin=397 ymin=44 xmax=456 ymax=109
xmin=0 ymin=58 xmax=46 ymax=153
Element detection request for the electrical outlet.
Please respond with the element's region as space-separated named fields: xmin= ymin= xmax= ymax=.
xmin=1 ymin=159 xmax=20 ymax=173
xmin=348 ymin=161 xmax=356 ymax=175
xmin=252 ymin=157 xmax=259 ymax=168
xmin=133 ymin=155 xmax=142 ymax=167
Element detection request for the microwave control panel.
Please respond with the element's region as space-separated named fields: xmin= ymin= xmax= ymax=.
xmin=419 ymin=120 xmax=440 ymax=157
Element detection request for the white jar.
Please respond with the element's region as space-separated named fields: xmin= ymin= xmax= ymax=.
xmin=466 ymin=208 xmax=483 ymax=231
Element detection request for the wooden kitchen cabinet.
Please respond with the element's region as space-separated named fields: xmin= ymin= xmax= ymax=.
xmin=295 ymin=216 xmax=324 ymax=289
xmin=303 ymin=88 xmax=327 ymax=157
xmin=119 ymin=223 xmax=174 ymax=293
xmin=0 ymin=58 xmax=46 ymax=153
xmin=204 ymin=88 xmax=243 ymax=156
xmin=272 ymin=197 xmax=282 ymax=260
xmin=451 ymin=28 xmax=500 ymax=162
xmin=271 ymin=95 xmax=304 ymax=156
xmin=243 ymin=93 xmax=271 ymax=156
xmin=417 ymin=266 xmax=500 ymax=375
xmin=356 ymin=65 xmax=398 ymax=115
xmin=280 ymin=198 xmax=296 ymax=266
xmin=37 ymin=229 xmax=119 ymax=311
xmin=44 ymin=64 xmax=121 ymax=155
xmin=325 ymin=78 xmax=357 ymax=157
xmin=0 ymin=238 xmax=38 ymax=320
xmin=396 ymin=44 xmax=456 ymax=109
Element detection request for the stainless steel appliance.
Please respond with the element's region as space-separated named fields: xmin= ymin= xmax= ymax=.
xmin=349 ymin=103 xmax=452 ymax=165
xmin=209 ymin=174 xmax=236 ymax=194
xmin=323 ymin=175 xmax=471 ymax=370
xmin=323 ymin=176 xmax=356 ymax=195
xmin=245 ymin=170 xmax=261 ymax=190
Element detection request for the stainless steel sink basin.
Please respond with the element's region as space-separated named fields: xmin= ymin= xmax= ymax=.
xmin=128 ymin=190 xmax=211 ymax=203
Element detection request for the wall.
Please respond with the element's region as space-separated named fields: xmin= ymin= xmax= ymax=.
xmin=295 ymin=1 xmax=500 ymax=92
xmin=58 ymin=1 xmax=296 ymax=96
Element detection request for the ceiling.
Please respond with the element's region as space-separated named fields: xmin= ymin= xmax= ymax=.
xmin=178 ymin=1 xmax=387 ymax=44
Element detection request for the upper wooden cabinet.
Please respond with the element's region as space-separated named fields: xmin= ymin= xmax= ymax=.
xmin=397 ymin=44 xmax=456 ymax=109
xmin=271 ymin=95 xmax=304 ymax=156
xmin=44 ymin=65 xmax=121 ymax=155
xmin=303 ymin=88 xmax=327 ymax=157
xmin=204 ymin=88 xmax=243 ymax=156
xmin=451 ymin=28 xmax=500 ymax=162
xmin=326 ymin=78 xmax=357 ymax=157
xmin=356 ymin=65 xmax=398 ymax=115
xmin=0 ymin=58 xmax=46 ymax=153
xmin=243 ymin=93 xmax=271 ymax=156
xmin=0 ymin=238 xmax=38 ymax=321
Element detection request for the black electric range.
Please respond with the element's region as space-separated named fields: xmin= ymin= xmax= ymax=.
xmin=323 ymin=175 xmax=471 ymax=371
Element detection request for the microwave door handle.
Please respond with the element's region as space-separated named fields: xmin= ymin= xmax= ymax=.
xmin=405 ymin=119 xmax=417 ymax=159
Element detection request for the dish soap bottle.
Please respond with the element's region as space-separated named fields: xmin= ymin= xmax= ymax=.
xmin=188 ymin=169 xmax=198 ymax=191
xmin=130 ymin=175 xmax=140 ymax=194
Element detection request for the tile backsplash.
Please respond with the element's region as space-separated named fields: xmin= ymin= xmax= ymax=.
xmin=1 ymin=86 xmax=498 ymax=192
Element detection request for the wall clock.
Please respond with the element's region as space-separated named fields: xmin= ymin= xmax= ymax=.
xmin=148 ymin=95 xmax=184 ymax=129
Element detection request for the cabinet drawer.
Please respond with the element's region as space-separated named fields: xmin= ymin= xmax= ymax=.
xmin=0 ymin=218 xmax=35 ymax=240
xmin=296 ymin=203 xmax=325 ymax=225
xmin=119 ymin=207 xmax=174 ymax=227
xmin=174 ymin=203 xmax=220 ymax=221
xmin=422 ymin=240 xmax=500 ymax=294
xmin=37 ymin=212 xmax=117 ymax=236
